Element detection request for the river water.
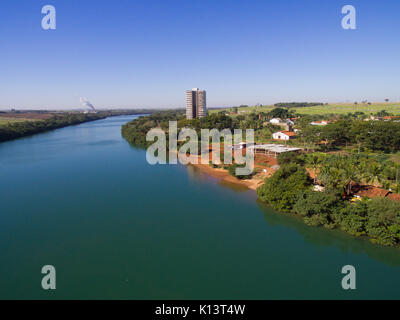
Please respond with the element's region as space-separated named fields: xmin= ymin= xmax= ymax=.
xmin=0 ymin=115 xmax=399 ymax=299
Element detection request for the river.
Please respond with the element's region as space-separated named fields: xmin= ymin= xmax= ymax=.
xmin=0 ymin=115 xmax=399 ymax=299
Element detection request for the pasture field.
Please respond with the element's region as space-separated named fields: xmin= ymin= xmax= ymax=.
xmin=0 ymin=112 xmax=54 ymax=126
xmin=0 ymin=117 xmax=39 ymax=125
xmin=210 ymin=102 xmax=400 ymax=116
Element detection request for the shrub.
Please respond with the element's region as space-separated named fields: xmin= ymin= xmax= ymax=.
xmin=257 ymin=164 xmax=312 ymax=212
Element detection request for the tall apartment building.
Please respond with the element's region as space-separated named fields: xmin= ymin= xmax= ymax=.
xmin=186 ymin=88 xmax=207 ymax=119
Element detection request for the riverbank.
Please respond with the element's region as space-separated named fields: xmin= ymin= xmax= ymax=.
xmin=188 ymin=162 xmax=265 ymax=190
xmin=180 ymin=152 xmax=280 ymax=190
xmin=0 ymin=111 xmax=148 ymax=143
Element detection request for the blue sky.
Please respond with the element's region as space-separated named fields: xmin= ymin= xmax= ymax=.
xmin=0 ymin=0 xmax=399 ymax=109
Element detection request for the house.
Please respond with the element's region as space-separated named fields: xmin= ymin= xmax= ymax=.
xmin=269 ymin=118 xmax=281 ymax=124
xmin=311 ymin=120 xmax=329 ymax=126
xmin=313 ymin=185 xmax=325 ymax=192
xmin=388 ymin=193 xmax=400 ymax=202
xmin=247 ymin=144 xmax=302 ymax=158
xmin=350 ymin=185 xmax=400 ymax=202
xmin=352 ymin=185 xmax=390 ymax=198
xmin=272 ymin=131 xmax=297 ymax=141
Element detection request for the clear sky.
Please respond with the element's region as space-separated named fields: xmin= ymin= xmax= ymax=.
xmin=0 ymin=0 xmax=399 ymax=109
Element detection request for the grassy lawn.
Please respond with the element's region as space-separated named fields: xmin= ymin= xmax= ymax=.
xmin=390 ymin=152 xmax=400 ymax=164
xmin=211 ymin=102 xmax=400 ymax=116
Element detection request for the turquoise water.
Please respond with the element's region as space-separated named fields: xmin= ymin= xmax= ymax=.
xmin=0 ymin=115 xmax=399 ymax=299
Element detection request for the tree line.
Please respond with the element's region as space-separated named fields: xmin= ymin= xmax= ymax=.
xmin=299 ymin=119 xmax=400 ymax=153
xmin=0 ymin=111 xmax=144 ymax=143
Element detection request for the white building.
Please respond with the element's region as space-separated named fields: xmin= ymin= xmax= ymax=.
xmin=310 ymin=120 xmax=329 ymax=126
xmin=269 ymin=118 xmax=281 ymax=124
xmin=272 ymin=131 xmax=297 ymax=141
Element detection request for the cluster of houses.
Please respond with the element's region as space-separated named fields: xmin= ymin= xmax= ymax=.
xmin=267 ymin=117 xmax=332 ymax=141
xmin=364 ymin=115 xmax=400 ymax=122
xmin=268 ymin=118 xmax=297 ymax=141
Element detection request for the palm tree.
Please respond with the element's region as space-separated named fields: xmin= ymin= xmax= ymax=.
xmin=319 ymin=166 xmax=346 ymax=196
xmin=306 ymin=154 xmax=323 ymax=184
xmin=341 ymin=160 xmax=360 ymax=196
xmin=393 ymin=162 xmax=400 ymax=185
xmin=363 ymin=162 xmax=384 ymax=187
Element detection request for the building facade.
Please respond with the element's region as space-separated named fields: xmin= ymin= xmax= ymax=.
xmin=272 ymin=131 xmax=297 ymax=141
xmin=186 ymin=88 xmax=207 ymax=119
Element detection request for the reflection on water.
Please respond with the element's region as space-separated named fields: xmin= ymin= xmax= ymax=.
xmin=257 ymin=200 xmax=400 ymax=269
xmin=186 ymin=161 xmax=400 ymax=269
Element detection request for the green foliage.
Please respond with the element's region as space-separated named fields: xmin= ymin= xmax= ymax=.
xmin=0 ymin=112 xmax=121 ymax=142
xmin=338 ymin=201 xmax=368 ymax=237
xmin=258 ymin=153 xmax=400 ymax=246
xmin=319 ymin=120 xmax=400 ymax=153
xmin=121 ymin=110 xmax=185 ymax=148
xmin=293 ymin=191 xmax=343 ymax=227
xmin=268 ymin=108 xmax=292 ymax=119
xmin=257 ymin=164 xmax=312 ymax=212
xmin=365 ymin=198 xmax=400 ymax=246
xmin=277 ymin=152 xmax=305 ymax=166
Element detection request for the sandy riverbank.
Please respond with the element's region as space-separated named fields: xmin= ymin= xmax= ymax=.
xmin=175 ymin=151 xmax=279 ymax=191
xmin=188 ymin=162 xmax=265 ymax=190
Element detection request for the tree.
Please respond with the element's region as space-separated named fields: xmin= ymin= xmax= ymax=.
xmin=363 ymin=162 xmax=384 ymax=186
xmin=257 ymin=164 xmax=312 ymax=212
xmin=299 ymin=126 xmax=321 ymax=151
xmin=293 ymin=191 xmax=343 ymax=227
xmin=305 ymin=153 xmax=324 ymax=184
xmin=268 ymin=108 xmax=290 ymax=119
xmin=277 ymin=152 xmax=304 ymax=166
xmin=320 ymin=120 xmax=352 ymax=149
xmin=341 ymin=158 xmax=361 ymax=196
xmin=365 ymin=198 xmax=400 ymax=246
xmin=376 ymin=110 xmax=390 ymax=117
xmin=338 ymin=201 xmax=368 ymax=237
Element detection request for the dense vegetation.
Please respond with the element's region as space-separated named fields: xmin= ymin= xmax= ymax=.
xmin=0 ymin=111 xmax=145 ymax=143
xmin=257 ymin=153 xmax=400 ymax=246
xmin=121 ymin=110 xmax=185 ymax=147
xmin=121 ymin=110 xmax=252 ymax=147
xmin=299 ymin=118 xmax=400 ymax=153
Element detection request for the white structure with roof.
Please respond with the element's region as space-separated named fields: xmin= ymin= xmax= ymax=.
xmin=247 ymin=144 xmax=303 ymax=158
xmin=269 ymin=118 xmax=281 ymax=124
xmin=272 ymin=131 xmax=296 ymax=141
xmin=310 ymin=120 xmax=329 ymax=126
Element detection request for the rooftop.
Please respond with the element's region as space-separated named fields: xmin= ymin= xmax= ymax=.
xmin=280 ymin=131 xmax=297 ymax=137
xmin=353 ymin=185 xmax=390 ymax=198
xmin=248 ymin=144 xmax=302 ymax=154
xmin=388 ymin=193 xmax=400 ymax=202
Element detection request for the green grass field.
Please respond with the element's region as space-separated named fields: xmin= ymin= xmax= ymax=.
xmin=0 ymin=117 xmax=39 ymax=125
xmin=210 ymin=102 xmax=400 ymax=116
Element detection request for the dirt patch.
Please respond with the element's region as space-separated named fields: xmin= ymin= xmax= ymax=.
xmin=190 ymin=163 xmax=265 ymax=190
